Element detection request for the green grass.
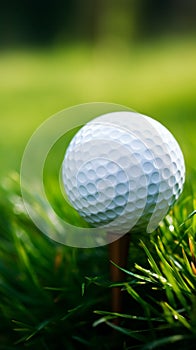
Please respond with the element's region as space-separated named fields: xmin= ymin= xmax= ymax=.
xmin=0 ymin=35 xmax=196 ymax=177
xmin=0 ymin=174 xmax=196 ymax=349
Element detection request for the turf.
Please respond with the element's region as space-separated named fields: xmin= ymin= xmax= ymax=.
xmin=0 ymin=35 xmax=196 ymax=177
xmin=0 ymin=173 xmax=196 ymax=349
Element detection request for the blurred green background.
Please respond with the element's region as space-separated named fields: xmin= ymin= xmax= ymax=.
xmin=0 ymin=0 xmax=196 ymax=179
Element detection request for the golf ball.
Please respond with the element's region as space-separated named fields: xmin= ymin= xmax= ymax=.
xmin=62 ymin=111 xmax=185 ymax=234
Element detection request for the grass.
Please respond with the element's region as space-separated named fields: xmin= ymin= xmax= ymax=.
xmin=0 ymin=173 xmax=196 ymax=349
xmin=0 ymin=36 xmax=196 ymax=348
xmin=0 ymin=35 xmax=196 ymax=177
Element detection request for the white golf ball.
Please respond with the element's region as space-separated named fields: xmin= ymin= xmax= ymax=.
xmin=62 ymin=111 xmax=185 ymax=234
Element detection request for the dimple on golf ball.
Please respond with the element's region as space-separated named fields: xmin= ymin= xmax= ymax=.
xmin=62 ymin=111 xmax=185 ymax=234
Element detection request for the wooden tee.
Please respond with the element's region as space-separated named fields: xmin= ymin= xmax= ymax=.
xmin=108 ymin=232 xmax=130 ymax=325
